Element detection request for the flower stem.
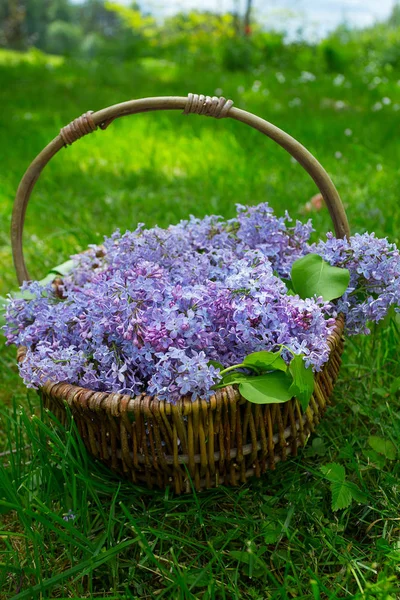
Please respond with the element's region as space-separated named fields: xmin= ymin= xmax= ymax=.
xmin=219 ymin=363 xmax=259 ymax=376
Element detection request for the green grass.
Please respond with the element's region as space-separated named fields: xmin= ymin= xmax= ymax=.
xmin=0 ymin=49 xmax=400 ymax=599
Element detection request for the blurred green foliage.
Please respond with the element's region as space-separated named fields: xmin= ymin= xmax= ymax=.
xmin=2 ymin=0 xmax=400 ymax=74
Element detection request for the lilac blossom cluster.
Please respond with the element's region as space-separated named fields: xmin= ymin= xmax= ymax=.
xmin=312 ymin=232 xmax=400 ymax=334
xmin=4 ymin=203 xmax=400 ymax=401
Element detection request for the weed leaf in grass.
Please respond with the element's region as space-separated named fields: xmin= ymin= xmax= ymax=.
xmin=229 ymin=550 xmax=254 ymax=565
xmin=320 ymin=463 xmax=351 ymax=511
xmin=362 ymin=448 xmax=386 ymax=469
xmin=288 ymin=354 xmax=314 ymax=410
xmin=330 ymin=481 xmax=353 ymax=511
xmin=345 ymin=481 xmax=368 ymax=504
xmin=320 ymin=462 xmax=366 ymax=511
xmin=368 ymin=436 xmax=397 ymax=460
xmin=389 ymin=375 xmax=400 ymax=395
xmin=304 ymin=437 xmax=327 ymax=457
xmin=243 ymin=350 xmax=287 ymax=372
xmin=291 ymin=254 xmax=350 ymax=301
xmin=229 ymin=547 xmax=268 ymax=579
xmin=185 ymin=569 xmax=211 ymax=588
xmin=320 ymin=462 xmax=346 ymax=483
xmin=239 ymin=371 xmax=293 ymax=404
xmin=262 ymin=521 xmax=283 ymax=544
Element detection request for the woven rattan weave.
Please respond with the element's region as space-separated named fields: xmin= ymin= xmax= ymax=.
xmin=12 ymin=94 xmax=349 ymax=493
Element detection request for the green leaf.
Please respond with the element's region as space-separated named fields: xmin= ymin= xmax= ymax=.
xmin=48 ymin=259 xmax=75 ymax=276
xmin=230 ymin=545 xmax=268 ymax=579
xmin=320 ymin=463 xmax=366 ymax=511
xmin=239 ymin=371 xmax=294 ymax=405
xmin=390 ymin=376 xmax=400 ymax=395
xmin=362 ymin=448 xmax=386 ymax=470
xmin=368 ymin=436 xmax=397 ymax=460
xmin=304 ymin=437 xmax=327 ymax=457
xmin=2 ymin=259 xmax=72 ymax=310
xmin=33 ymin=258 xmax=75 ymax=288
xmin=229 ymin=550 xmax=253 ymax=565
xmin=372 ymin=387 xmax=388 ymax=398
xmin=208 ymin=359 xmax=224 ymax=370
xmin=215 ymin=372 xmax=252 ymax=388
xmin=242 ymin=563 xmax=267 ymax=579
xmin=291 ymin=254 xmax=350 ymax=301
xmin=11 ymin=290 xmax=36 ymax=300
xmin=320 ymin=462 xmax=345 ymax=483
xmin=337 ymin=442 xmax=355 ymax=460
xmin=288 ymin=354 xmax=314 ymax=410
xmin=262 ymin=521 xmax=282 ymax=544
xmin=278 ymin=275 xmax=294 ymax=292
xmin=243 ymin=350 xmax=287 ymax=372
xmin=38 ymin=273 xmax=58 ymax=286
xmin=346 ymin=481 xmax=368 ymax=504
xmin=185 ymin=569 xmax=210 ymax=588
xmin=330 ymin=481 xmax=353 ymax=511
xmin=36 ymin=259 xmax=74 ymax=287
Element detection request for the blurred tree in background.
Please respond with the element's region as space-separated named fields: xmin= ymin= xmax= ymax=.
xmin=0 ymin=0 xmax=122 ymax=55
xmin=1 ymin=0 xmax=400 ymax=73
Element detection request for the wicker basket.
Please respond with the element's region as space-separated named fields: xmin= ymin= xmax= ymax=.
xmin=11 ymin=93 xmax=350 ymax=494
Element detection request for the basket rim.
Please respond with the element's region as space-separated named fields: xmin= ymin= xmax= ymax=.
xmin=17 ymin=315 xmax=345 ymax=415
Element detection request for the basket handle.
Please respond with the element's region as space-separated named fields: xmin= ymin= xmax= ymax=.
xmin=11 ymin=93 xmax=350 ymax=285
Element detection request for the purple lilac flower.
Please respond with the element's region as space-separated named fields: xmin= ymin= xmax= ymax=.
xmin=312 ymin=232 xmax=400 ymax=334
xmin=4 ymin=203 xmax=400 ymax=402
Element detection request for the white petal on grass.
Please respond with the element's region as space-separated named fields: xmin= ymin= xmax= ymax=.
xmin=299 ymin=71 xmax=316 ymax=83
xmin=333 ymin=74 xmax=345 ymax=86
xmin=344 ymin=128 xmax=353 ymax=136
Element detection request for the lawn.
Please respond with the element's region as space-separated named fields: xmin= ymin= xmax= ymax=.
xmin=0 ymin=48 xmax=399 ymax=599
